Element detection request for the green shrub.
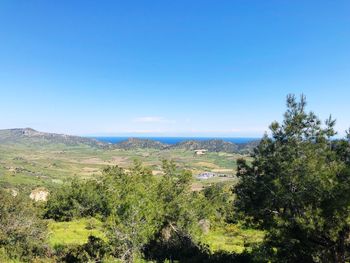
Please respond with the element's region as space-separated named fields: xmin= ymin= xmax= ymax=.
xmin=44 ymin=179 xmax=107 ymax=221
xmin=55 ymin=236 xmax=110 ymax=263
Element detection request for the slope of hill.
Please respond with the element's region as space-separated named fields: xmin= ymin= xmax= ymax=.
xmin=0 ymin=128 xmax=107 ymax=148
xmin=172 ymin=139 xmax=240 ymax=153
xmin=114 ymin=138 xmax=169 ymax=150
xmin=237 ymin=140 xmax=260 ymax=154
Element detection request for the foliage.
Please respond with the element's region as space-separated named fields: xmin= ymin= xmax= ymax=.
xmin=103 ymin=162 xmax=163 ymax=262
xmin=0 ymin=189 xmax=48 ymax=261
xmin=203 ymin=182 xmax=235 ymax=223
xmin=55 ymin=236 xmax=110 ymax=263
xmin=201 ymin=224 xmax=264 ymax=254
xmin=44 ymin=179 xmax=107 ymax=221
xmin=102 ymin=160 xmax=214 ymax=262
xmin=234 ymin=95 xmax=350 ymax=262
xmin=44 ymin=160 xmax=217 ymax=261
xmin=157 ymin=160 xmax=209 ymax=235
xmin=144 ymin=230 xmax=263 ymax=263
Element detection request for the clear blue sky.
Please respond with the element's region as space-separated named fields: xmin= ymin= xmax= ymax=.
xmin=0 ymin=1 xmax=349 ymax=137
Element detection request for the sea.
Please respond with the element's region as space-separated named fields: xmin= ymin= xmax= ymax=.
xmin=92 ymin=137 xmax=259 ymax=145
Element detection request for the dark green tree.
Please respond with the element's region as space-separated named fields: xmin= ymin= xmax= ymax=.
xmin=234 ymin=95 xmax=350 ymax=262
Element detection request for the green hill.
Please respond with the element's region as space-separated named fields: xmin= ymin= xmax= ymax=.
xmin=113 ymin=137 xmax=169 ymax=150
xmin=172 ymin=139 xmax=240 ymax=153
xmin=0 ymin=128 xmax=107 ymax=148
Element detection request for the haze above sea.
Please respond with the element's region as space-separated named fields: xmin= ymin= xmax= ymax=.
xmin=92 ymin=137 xmax=259 ymax=145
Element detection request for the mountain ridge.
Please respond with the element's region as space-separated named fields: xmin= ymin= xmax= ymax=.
xmin=114 ymin=137 xmax=170 ymax=150
xmin=0 ymin=128 xmax=259 ymax=153
xmin=172 ymin=139 xmax=239 ymax=153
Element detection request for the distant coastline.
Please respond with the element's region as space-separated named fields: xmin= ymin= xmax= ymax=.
xmin=92 ymin=137 xmax=260 ymax=145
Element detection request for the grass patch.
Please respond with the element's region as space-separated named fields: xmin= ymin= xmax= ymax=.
xmin=201 ymin=224 xmax=264 ymax=253
xmin=47 ymin=218 xmax=106 ymax=247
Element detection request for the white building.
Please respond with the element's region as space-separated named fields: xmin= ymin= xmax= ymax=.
xmin=197 ymin=172 xmax=215 ymax=179
xmin=194 ymin=149 xmax=208 ymax=155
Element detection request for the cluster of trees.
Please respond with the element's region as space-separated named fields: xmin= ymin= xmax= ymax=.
xmin=1 ymin=95 xmax=349 ymax=262
xmin=1 ymin=160 xmax=237 ymax=262
xmin=38 ymin=160 xmax=236 ymax=262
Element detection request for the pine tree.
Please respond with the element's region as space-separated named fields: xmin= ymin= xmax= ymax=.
xmin=234 ymin=95 xmax=350 ymax=262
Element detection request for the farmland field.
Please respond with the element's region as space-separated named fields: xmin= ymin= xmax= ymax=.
xmin=0 ymin=142 xmax=251 ymax=190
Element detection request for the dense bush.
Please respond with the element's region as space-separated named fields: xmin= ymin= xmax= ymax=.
xmin=103 ymin=160 xmax=213 ymax=262
xmin=44 ymin=179 xmax=107 ymax=221
xmin=55 ymin=236 xmax=110 ymax=263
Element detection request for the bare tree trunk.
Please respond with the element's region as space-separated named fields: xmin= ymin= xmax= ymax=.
xmin=332 ymin=227 xmax=349 ymax=263
xmin=335 ymin=229 xmax=346 ymax=263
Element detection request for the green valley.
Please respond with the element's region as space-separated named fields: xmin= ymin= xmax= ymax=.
xmin=0 ymin=128 xmax=253 ymax=190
